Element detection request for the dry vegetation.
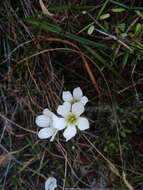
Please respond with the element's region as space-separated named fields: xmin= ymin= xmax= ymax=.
xmin=0 ymin=0 xmax=143 ymax=189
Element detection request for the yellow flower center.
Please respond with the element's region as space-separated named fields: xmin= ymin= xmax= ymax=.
xmin=66 ymin=113 xmax=77 ymax=125
xmin=71 ymin=99 xmax=79 ymax=104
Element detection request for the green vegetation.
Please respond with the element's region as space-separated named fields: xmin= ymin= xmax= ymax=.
xmin=0 ymin=0 xmax=143 ymax=189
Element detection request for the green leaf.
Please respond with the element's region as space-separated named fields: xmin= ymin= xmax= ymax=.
xmin=26 ymin=18 xmax=110 ymax=50
xmin=135 ymin=10 xmax=143 ymax=18
xmin=87 ymin=25 xmax=95 ymax=35
xmin=111 ymin=8 xmax=126 ymax=12
xmin=134 ymin=23 xmax=142 ymax=35
xmin=100 ymin=13 xmax=110 ymax=20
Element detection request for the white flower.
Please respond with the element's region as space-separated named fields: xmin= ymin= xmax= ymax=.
xmin=45 ymin=177 xmax=57 ymax=190
xmin=62 ymin=87 xmax=88 ymax=106
xmin=35 ymin=108 xmax=57 ymax=141
xmin=53 ymin=102 xmax=89 ymax=141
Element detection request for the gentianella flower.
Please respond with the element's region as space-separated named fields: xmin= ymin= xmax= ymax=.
xmin=35 ymin=108 xmax=58 ymax=141
xmin=62 ymin=87 xmax=88 ymax=106
xmin=53 ymin=102 xmax=89 ymax=141
xmin=45 ymin=177 xmax=57 ymax=190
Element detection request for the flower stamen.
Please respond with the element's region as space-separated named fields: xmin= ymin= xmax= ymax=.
xmin=66 ymin=113 xmax=77 ymax=125
xmin=70 ymin=99 xmax=79 ymax=104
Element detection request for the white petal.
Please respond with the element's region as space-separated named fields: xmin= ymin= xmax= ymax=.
xmin=62 ymin=91 xmax=73 ymax=102
xmin=53 ymin=115 xmax=66 ymax=130
xmin=35 ymin=115 xmax=50 ymax=127
xmin=38 ymin=127 xmax=55 ymax=139
xmin=77 ymin=117 xmax=89 ymax=130
xmin=72 ymin=102 xmax=85 ymax=116
xmin=73 ymin=87 xmax=83 ymax=99
xmin=80 ymin=96 xmax=88 ymax=105
xmin=57 ymin=102 xmax=71 ymax=117
xmin=43 ymin=108 xmax=57 ymax=125
xmin=45 ymin=177 xmax=57 ymax=190
xmin=43 ymin=108 xmax=53 ymax=118
xmin=63 ymin=126 xmax=77 ymax=141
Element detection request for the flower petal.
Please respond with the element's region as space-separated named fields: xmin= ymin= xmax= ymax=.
xmin=38 ymin=127 xmax=55 ymax=139
xmin=43 ymin=108 xmax=53 ymax=118
xmin=45 ymin=177 xmax=57 ymax=190
xmin=53 ymin=115 xmax=66 ymax=130
xmin=35 ymin=115 xmax=50 ymax=127
xmin=43 ymin=108 xmax=57 ymax=125
xmin=57 ymin=102 xmax=71 ymax=117
xmin=72 ymin=102 xmax=85 ymax=116
xmin=62 ymin=91 xmax=73 ymax=102
xmin=63 ymin=126 xmax=77 ymax=141
xmin=77 ymin=117 xmax=89 ymax=130
xmin=73 ymin=87 xmax=83 ymax=99
xmin=80 ymin=96 xmax=88 ymax=105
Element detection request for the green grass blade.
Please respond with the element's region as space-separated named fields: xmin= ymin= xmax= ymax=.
xmin=84 ymin=45 xmax=121 ymax=77
xmin=26 ymin=18 xmax=110 ymax=50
